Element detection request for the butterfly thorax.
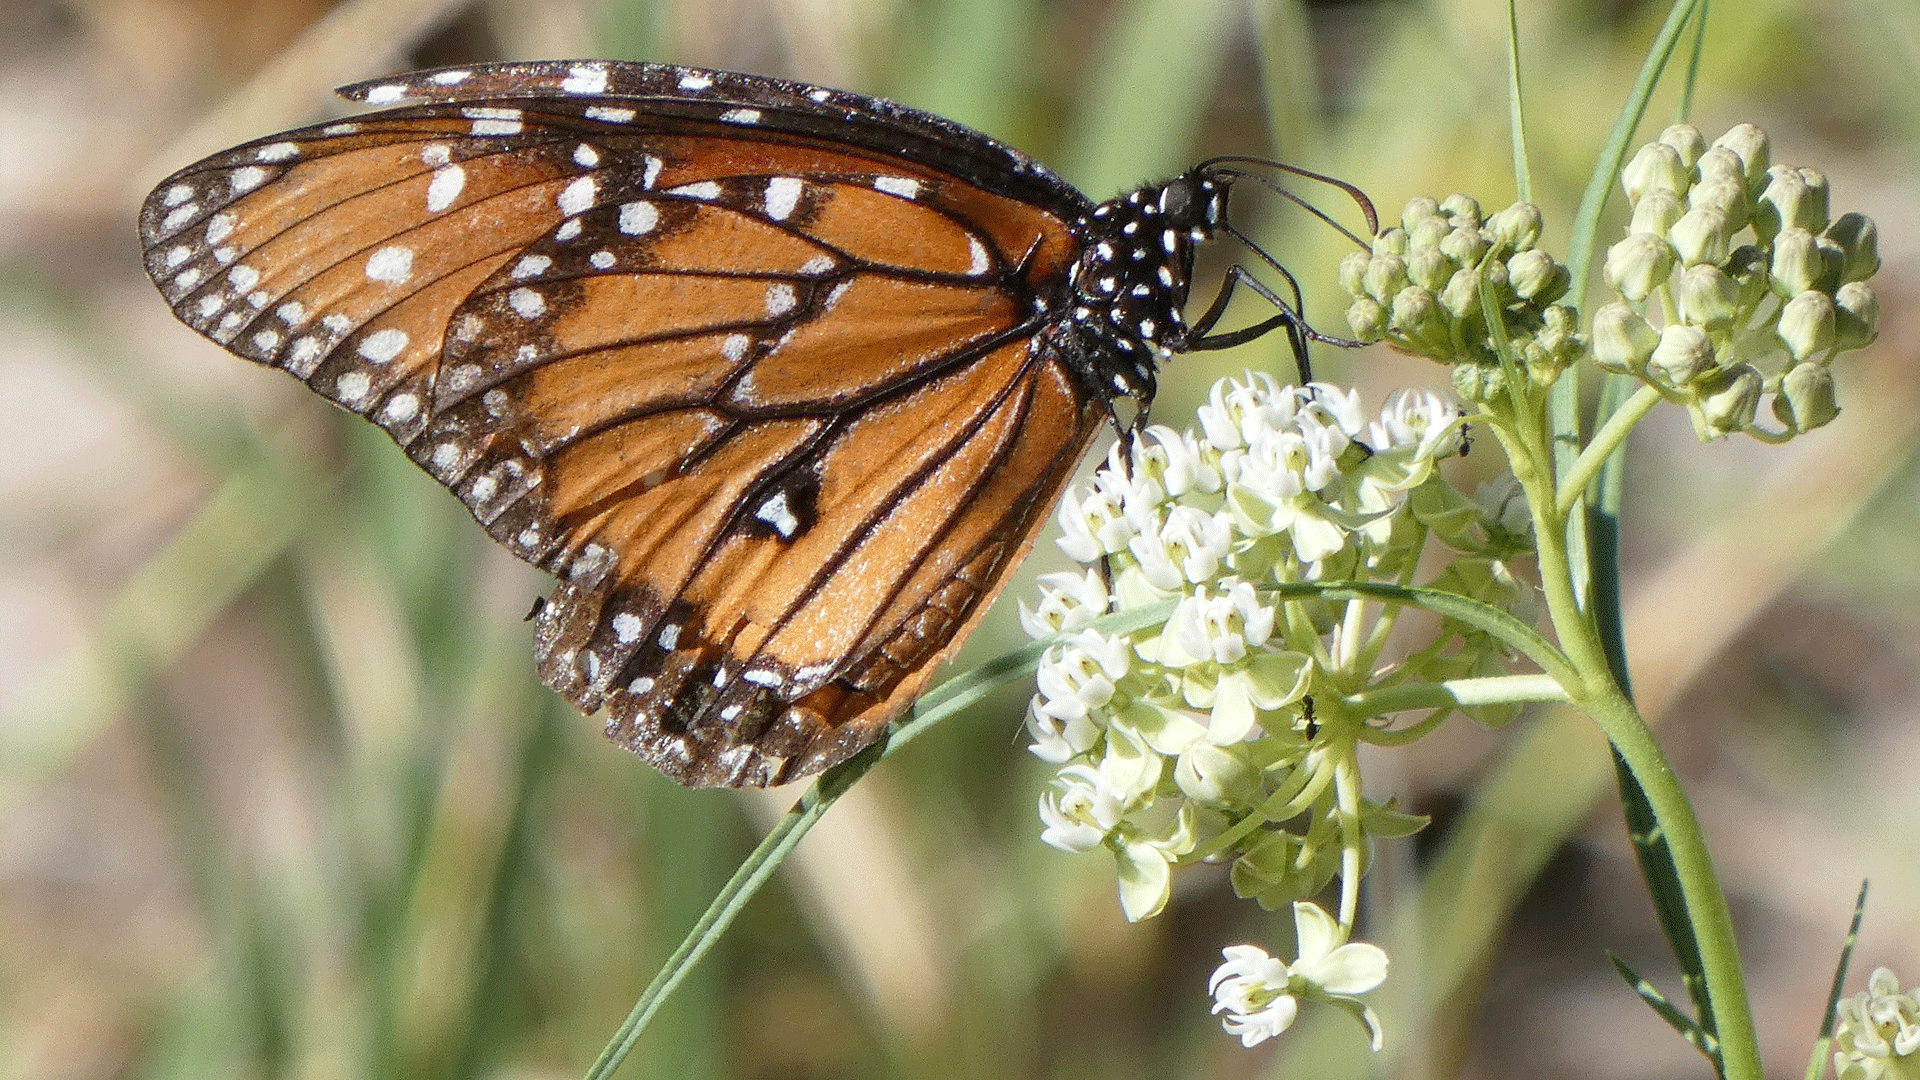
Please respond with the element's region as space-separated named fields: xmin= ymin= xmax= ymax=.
xmin=1048 ymin=171 xmax=1227 ymax=410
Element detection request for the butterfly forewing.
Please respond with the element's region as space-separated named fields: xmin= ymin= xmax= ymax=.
xmin=140 ymin=60 xmax=1106 ymax=787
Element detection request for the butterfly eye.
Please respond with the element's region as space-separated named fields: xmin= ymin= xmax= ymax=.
xmin=138 ymin=59 xmax=1321 ymax=788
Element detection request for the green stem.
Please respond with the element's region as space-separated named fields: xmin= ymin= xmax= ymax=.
xmin=1573 ymin=679 xmax=1762 ymax=1080
xmin=1499 ymin=384 xmax=1764 ymax=1079
xmin=1557 ymin=384 xmax=1663 ymax=516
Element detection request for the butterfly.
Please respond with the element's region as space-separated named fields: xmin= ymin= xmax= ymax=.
xmin=138 ymin=60 xmax=1364 ymax=788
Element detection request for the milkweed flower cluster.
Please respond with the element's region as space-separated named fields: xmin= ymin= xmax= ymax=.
xmin=1595 ymin=122 xmax=1879 ymax=439
xmin=1339 ymin=195 xmax=1585 ymax=396
xmin=1834 ymin=968 xmax=1920 ymax=1080
xmin=1024 ymin=373 xmax=1534 ymax=1048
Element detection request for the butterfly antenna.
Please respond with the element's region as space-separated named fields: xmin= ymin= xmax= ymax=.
xmin=1199 ymin=156 xmax=1379 ymax=249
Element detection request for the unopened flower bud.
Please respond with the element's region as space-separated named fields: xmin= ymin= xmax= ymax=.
xmin=1592 ymin=300 xmax=1658 ymax=373
xmin=1439 ymin=225 xmax=1489 ymax=267
xmin=1770 ymin=228 xmax=1825 ymax=296
xmin=1658 ymin=123 xmax=1707 ymax=168
xmin=1605 ymin=233 xmax=1676 ymax=301
xmin=1407 ymin=245 xmax=1452 ymax=290
xmin=1338 ymin=250 xmax=1370 ymax=296
xmin=1452 ymin=360 xmax=1506 ymax=403
xmin=1629 ymin=188 xmax=1684 ymax=238
xmin=1508 ymin=249 xmax=1565 ymax=301
xmin=1488 ymin=202 xmax=1542 ymax=251
xmin=1649 ymin=323 xmax=1714 ymax=385
xmin=1834 ymin=281 xmax=1880 ymax=350
xmin=1774 ymin=362 xmax=1840 ymax=431
xmin=1670 ymin=207 xmax=1732 ymax=266
xmin=1778 ymin=289 xmax=1837 ymax=361
xmin=1623 ymin=142 xmax=1690 ymax=205
xmin=1825 ymin=212 xmax=1881 ymax=283
xmin=1676 ymin=264 xmax=1741 ymax=329
xmin=1696 ymin=363 xmax=1763 ymax=435
xmin=1408 ymin=214 xmax=1449 ymax=250
xmin=1688 ymin=178 xmax=1750 ymax=231
xmin=1363 ymin=254 xmax=1408 ymax=302
xmin=1694 ymin=146 xmax=1745 ymax=189
xmin=1439 ymin=193 xmax=1484 ymax=229
xmin=1711 ymin=123 xmax=1770 ymax=190
xmin=1755 ymin=165 xmax=1829 ymax=239
xmin=1346 ymin=297 xmax=1387 ymax=342
xmin=1372 ymin=227 xmax=1408 ymax=257
xmin=1439 ymin=266 xmax=1480 ymax=319
xmin=1391 ymin=286 xmax=1449 ymax=354
xmin=1532 ymin=305 xmax=1582 ymax=376
xmin=1400 ymin=196 xmax=1442 ymax=235
xmin=1725 ymin=244 xmax=1769 ymax=304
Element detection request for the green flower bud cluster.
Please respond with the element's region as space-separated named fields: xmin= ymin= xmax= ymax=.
xmin=1340 ymin=195 xmax=1585 ymax=401
xmin=1598 ymin=123 xmax=1879 ymax=439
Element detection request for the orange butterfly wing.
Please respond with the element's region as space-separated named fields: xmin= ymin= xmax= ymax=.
xmin=140 ymin=63 xmax=1101 ymax=786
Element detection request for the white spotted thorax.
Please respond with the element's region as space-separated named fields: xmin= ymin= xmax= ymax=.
xmin=1051 ymin=173 xmax=1228 ymax=406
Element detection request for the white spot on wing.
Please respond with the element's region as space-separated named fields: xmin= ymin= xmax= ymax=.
xmin=228 ymin=264 xmax=260 ymax=291
xmin=678 ymin=72 xmax=713 ymax=91
xmin=798 ymin=255 xmax=836 ymax=276
xmin=967 ymin=235 xmax=991 ymax=276
xmin=161 ymin=204 xmax=198 ymax=232
xmin=508 ymin=287 xmax=546 ymax=319
xmin=573 ymin=143 xmax=600 ymax=168
xmin=873 ymin=175 xmax=921 ymax=199
xmin=163 ymin=184 xmax=193 ymax=206
xmin=754 ymin=491 xmax=800 ymax=538
xmin=612 ymin=612 xmax=642 ymax=643
xmin=586 ymin=105 xmax=637 ymax=123
xmin=765 ymin=282 xmax=797 ymax=317
xmin=763 ymin=177 xmax=802 ymax=220
xmin=722 ymin=333 xmax=751 ymax=362
xmin=163 ymin=245 xmax=190 ymax=268
xmin=668 ymin=180 xmax=721 ymax=201
xmin=464 ymin=106 xmax=524 ymax=136
xmin=381 ymin=393 xmax=420 ymax=423
xmin=358 ymin=328 xmax=409 ymax=363
xmin=277 ymin=300 xmax=305 ymax=324
xmin=421 ymin=143 xmax=452 ymax=167
xmin=719 ymin=108 xmax=761 ymax=124
xmin=618 ymin=201 xmax=658 ymax=235
xmin=204 ymin=212 xmax=234 ymax=244
xmin=228 ymin=166 xmax=267 ymax=194
xmin=589 ymin=250 xmax=615 ymax=269
xmin=557 ymin=175 xmax=597 ymax=215
xmin=426 ymin=165 xmax=465 ymax=212
xmin=555 ymin=219 xmax=582 ymax=241
xmin=364 ymin=84 xmax=406 ymax=104
xmin=364 ymin=245 xmax=414 ymax=284
xmin=642 ymin=155 xmax=663 ymax=188
xmin=511 ymin=254 xmax=552 ymax=279
xmin=287 ymin=337 xmax=322 ymax=375
xmin=431 ymin=69 xmax=471 ymax=85
xmin=336 ymin=370 xmax=373 ymax=402
xmin=562 ymin=64 xmax=608 ymax=94
xmin=257 ymin=142 xmax=299 ymax=162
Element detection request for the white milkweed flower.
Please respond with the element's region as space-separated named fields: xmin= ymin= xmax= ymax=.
xmin=1834 ymin=967 xmax=1920 ymax=1080
xmin=1207 ymin=902 xmax=1389 ymax=1049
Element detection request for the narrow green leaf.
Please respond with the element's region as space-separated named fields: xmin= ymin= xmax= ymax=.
xmin=1610 ymin=953 xmax=1722 ymax=1065
xmin=1804 ymin=881 xmax=1871 ymax=1080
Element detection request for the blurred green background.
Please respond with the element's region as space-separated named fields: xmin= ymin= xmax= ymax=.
xmin=3 ymin=0 xmax=1918 ymax=1077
